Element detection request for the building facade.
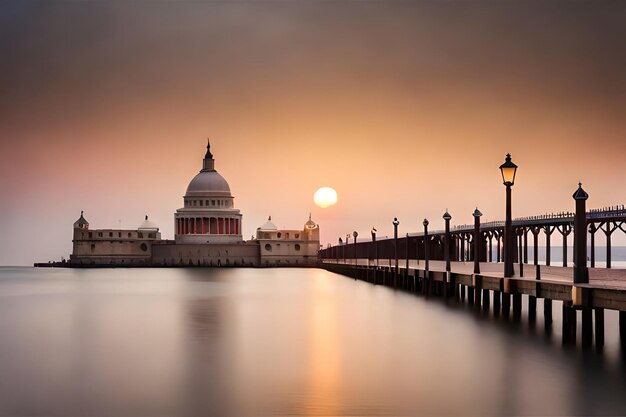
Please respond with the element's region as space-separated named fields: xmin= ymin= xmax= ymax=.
xmin=68 ymin=141 xmax=319 ymax=267
xmin=70 ymin=214 xmax=161 ymax=266
xmin=256 ymin=215 xmax=320 ymax=266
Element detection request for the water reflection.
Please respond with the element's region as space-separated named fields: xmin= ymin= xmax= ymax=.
xmin=306 ymin=272 xmax=340 ymax=416
xmin=1 ymin=267 xmax=626 ymax=416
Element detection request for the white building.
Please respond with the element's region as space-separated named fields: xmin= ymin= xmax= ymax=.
xmin=255 ymin=215 xmax=320 ymax=266
xmin=68 ymin=140 xmax=319 ymax=268
xmin=174 ymin=141 xmax=243 ymax=244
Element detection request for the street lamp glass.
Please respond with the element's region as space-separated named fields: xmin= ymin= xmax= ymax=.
xmin=499 ymin=153 xmax=518 ymax=186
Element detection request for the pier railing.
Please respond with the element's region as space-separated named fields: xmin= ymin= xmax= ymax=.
xmin=319 ymin=206 xmax=625 ymax=269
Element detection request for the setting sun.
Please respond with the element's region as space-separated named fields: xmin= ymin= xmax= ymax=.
xmin=313 ymin=187 xmax=338 ymax=208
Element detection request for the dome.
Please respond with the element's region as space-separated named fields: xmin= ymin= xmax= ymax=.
xmin=185 ymin=170 xmax=232 ymax=197
xmin=258 ymin=216 xmax=277 ymax=231
xmin=138 ymin=215 xmax=159 ymax=231
xmin=304 ymin=213 xmax=317 ymax=229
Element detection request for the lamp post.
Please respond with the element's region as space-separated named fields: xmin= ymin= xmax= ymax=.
xmin=346 ymin=234 xmax=350 ymax=264
xmin=473 ymin=208 xmax=482 ymax=274
xmin=423 ymin=219 xmax=430 ymax=272
xmin=339 ymin=237 xmax=344 ymax=263
xmin=393 ymin=218 xmax=400 ymax=277
xmin=443 ymin=210 xmax=452 ymax=272
xmin=371 ymin=227 xmax=378 ymax=268
xmin=500 ymin=153 xmax=518 ymax=278
xmin=353 ymin=231 xmax=358 ymax=265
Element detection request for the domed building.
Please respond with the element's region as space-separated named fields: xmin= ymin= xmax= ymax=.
xmin=174 ymin=141 xmax=243 ymax=244
xmin=66 ymin=139 xmax=320 ymax=268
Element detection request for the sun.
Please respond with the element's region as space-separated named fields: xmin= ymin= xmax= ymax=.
xmin=313 ymin=187 xmax=338 ymax=208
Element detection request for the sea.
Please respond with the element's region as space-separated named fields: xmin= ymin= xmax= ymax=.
xmin=1 ymin=266 xmax=626 ymax=416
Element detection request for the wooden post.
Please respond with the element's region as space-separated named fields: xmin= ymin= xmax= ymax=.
xmin=468 ymin=285 xmax=475 ymax=306
xmin=502 ymin=293 xmax=511 ymax=319
xmin=595 ymin=308 xmax=604 ymax=351
xmin=474 ymin=275 xmax=482 ymax=309
xmin=545 ymin=226 xmax=554 ymax=266
xmin=528 ymin=296 xmax=537 ymax=323
xmin=513 ymin=293 xmax=522 ymax=320
xmin=619 ymin=311 xmax=626 ymax=352
xmin=563 ymin=305 xmax=577 ymax=345
xmin=483 ymin=289 xmax=490 ymax=312
xmin=493 ymin=291 xmax=501 ymax=317
xmin=460 ymin=285 xmax=466 ymax=301
xmin=562 ymin=304 xmax=570 ymax=344
xmin=544 ymin=299 xmax=553 ymax=329
xmin=582 ymin=308 xmax=593 ymax=348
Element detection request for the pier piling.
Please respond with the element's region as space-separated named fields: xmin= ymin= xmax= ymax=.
xmin=582 ymin=308 xmax=593 ymax=348
xmin=595 ymin=308 xmax=604 ymax=351
xmin=513 ymin=293 xmax=522 ymax=320
xmin=528 ymin=296 xmax=537 ymax=323
xmin=544 ymin=298 xmax=553 ymax=329
xmin=493 ymin=291 xmax=501 ymax=317
xmin=502 ymin=293 xmax=511 ymax=319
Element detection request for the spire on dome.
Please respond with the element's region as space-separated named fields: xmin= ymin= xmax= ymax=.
xmin=202 ymin=139 xmax=215 ymax=171
xmin=305 ymin=213 xmax=317 ymax=229
xmin=205 ymin=138 xmax=213 ymax=159
xmin=259 ymin=216 xmax=277 ymax=231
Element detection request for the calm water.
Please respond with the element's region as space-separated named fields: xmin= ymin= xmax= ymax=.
xmin=1 ymin=267 xmax=626 ymax=416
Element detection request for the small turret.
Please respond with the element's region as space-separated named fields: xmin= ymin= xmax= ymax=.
xmin=73 ymin=211 xmax=89 ymax=229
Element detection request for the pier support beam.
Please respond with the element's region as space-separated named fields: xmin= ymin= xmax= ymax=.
xmin=582 ymin=308 xmax=593 ymax=349
xmin=528 ymin=296 xmax=537 ymax=323
xmin=619 ymin=311 xmax=626 ymax=354
xmin=502 ymin=293 xmax=511 ymax=319
xmin=595 ymin=308 xmax=604 ymax=351
xmin=493 ymin=291 xmax=501 ymax=317
xmin=562 ymin=304 xmax=577 ymax=345
xmin=544 ymin=299 xmax=553 ymax=329
xmin=482 ymin=289 xmax=490 ymax=312
xmin=512 ymin=293 xmax=522 ymax=320
xmin=460 ymin=284 xmax=466 ymax=301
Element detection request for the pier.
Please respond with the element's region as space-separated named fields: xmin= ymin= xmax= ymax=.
xmin=318 ymin=187 xmax=626 ymax=351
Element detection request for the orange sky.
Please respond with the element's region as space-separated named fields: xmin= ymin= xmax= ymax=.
xmin=1 ymin=1 xmax=625 ymax=265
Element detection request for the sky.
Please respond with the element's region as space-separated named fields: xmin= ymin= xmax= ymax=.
xmin=1 ymin=0 xmax=625 ymax=265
